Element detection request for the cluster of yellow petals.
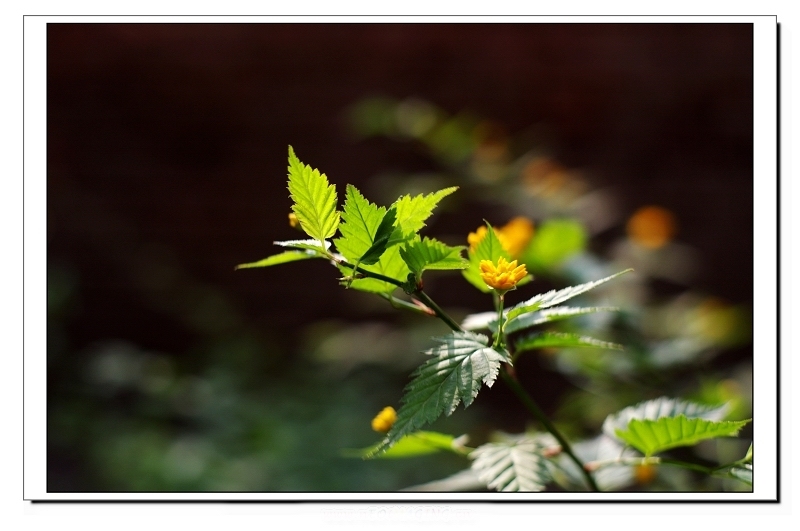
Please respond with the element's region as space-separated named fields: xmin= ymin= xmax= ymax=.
xmin=467 ymin=216 xmax=534 ymax=258
xmin=479 ymin=257 xmax=528 ymax=292
xmin=371 ymin=406 xmax=397 ymax=433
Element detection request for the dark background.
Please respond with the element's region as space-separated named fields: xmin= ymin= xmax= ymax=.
xmin=46 ymin=23 xmax=753 ymax=491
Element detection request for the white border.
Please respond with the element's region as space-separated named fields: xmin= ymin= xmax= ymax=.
xmin=23 ymin=15 xmax=778 ymax=502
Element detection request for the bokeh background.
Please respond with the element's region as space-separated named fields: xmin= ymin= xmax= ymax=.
xmin=47 ymin=23 xmax=753 ymax=492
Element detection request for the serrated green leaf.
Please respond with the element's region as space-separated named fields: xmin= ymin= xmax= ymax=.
xmin=400 ymin=237 xmax=468 ymax=277
xmin=507 ymin=306 xmax=619 ymax=334
xmin=615 ymin=415 xmax=750 ymax=457
xmin=273 ymin=239 xmax=331 ymax=253
xmin=603 ymin=397 xmax=730 ymax=440
xmin=515 ymin=332 xmax=623 ymax=354
xmin=505 ymin=269 xmax=632 ymax=323
xmin=462 ymin=306 xmax=619 ymax=334
xmin=334 ymin=184 xmax=387 ymax=263
xmin=462 ymin=223 xmax=511 ymax=293
xmin=287 ymin=146 xmax=339 ymax=243
xmin=470 ymin=436 xmax=552 ymax=492
xmin=375 ymin=332 xmax=510 ymax=453
xmin=346 ymin=431 xmax=459 ymax=460
xmin=359 ymin=207 xmax=397 ymax=265
xmin=342 ymin=245 xmax=410 ymax=293
xmin=235 ymin=250 xmax=318 ymax=270
xmin=391 ymin=186 xmax=458 ymax=242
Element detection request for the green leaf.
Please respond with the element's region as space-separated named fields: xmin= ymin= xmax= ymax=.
xmin=342 ymin=246 xmax=410 ymax=293
xmin=515 ymin=332 xmax=623 ymax=354
xmin=603 ymin=397 xmax=730 ymax=440
xmin=505 ymin=306 xmax=619 ymax=335
xmin=333 ymin=184 xmax=386 ymax=263
xmin=462 ymin=223 xmax=511 ymax=293
xmin=359 ymin=207 xmax=397 ymax=265
xmin=400 ymin=237 xmax=468 ymax=278
xmin=235 ymin=250 xmax=318 ymax=270
xmin=287 ymin=146 xmax=339 ymax=243
xmin=347 ymin=431 xmax=461 ymax=460
xmin=505 ymin=269 xmax=632 ymax=324
xmin=615 ymin=415 xmax=751 ymax=457
xmin=470 ymin=436 xmax=552 ymax=492
xmin=273 ymin=238 xmax=331 ymax=253
xmin=521 ymin=218 xmax=587 ymax=272
xmin=462 ymin=305 xmax=618 ymax=334
xmin=727 ymin=464 xmax=753 ymax=486
xmin=391 ymin=186 xmax=458 ymax=242
xmin=375 ymin=332 xmax=511 ymax=453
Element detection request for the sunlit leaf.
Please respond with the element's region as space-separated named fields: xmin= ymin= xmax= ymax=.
xmin=515 ymin=332 xmax=623 ymax=354
xmin=235 ymin=250 xmax=318 ymax=270
xmin=287 ymin=146 xmax=339 ymax=242
xmin=400 ymin=237 xmax=468 ymax=278
xmin=521 ymin=219 xmax=587 ymax=271
xmin=505 ymin=269 xmax=632 ymax=324
xmin=334 ymin=184 xmax=389 ymax=263
xmin=462 ymin=305 xmax=618 ymax=334
xmin=615 ymin=415 xmax=750 ymax=457
xmin=603 ymin=396 xmax=730 ymax=440
xmin=470 ymin=435 xmax=552 ymax=492
xmin=391 ymin=186 xmax=458 ymax=242
xmin=359 ymin=206 xmax=397 ymax=265
xmin=372 ymin=332 xmax=510 ymax=454
xmin=273 ymin=239 xmax=332 ymax=252
xmin=347 ymin=431 xmax=461 ymax=459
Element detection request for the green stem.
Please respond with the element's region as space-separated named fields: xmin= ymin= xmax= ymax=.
xmin=413 ymin=290 xmax=463 ymax=333
xmin=492 ymin=293 xmax=505 ymax=349
xmin=335 ymin=258 xmax=405 ymax=287
xmin=657 ymin=457 xmax=716 ymax=475
xmin=499 ymin=370 xmax=600 ymax=492
xmin=378 ymin=293 xmax=435 ymax=317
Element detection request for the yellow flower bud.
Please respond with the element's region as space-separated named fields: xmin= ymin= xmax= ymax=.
xmin=371 ymin=406 xmax=397 ymax=433
xmin=479 ymin=257 xmax=527 ymax=292
xmin=288 ymin=212 xmax=299 ymax=229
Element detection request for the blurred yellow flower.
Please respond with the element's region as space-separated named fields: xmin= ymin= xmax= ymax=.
xmin=288 ymin=212 xmax=300 ymax=229
xmin=499 ymin=217 xmax=535 ymax=257
xmin=467 ymin=217 xmax=534 ymax=258
xmin=634 ymin=464 xmax=657 ymax=485
xmin=626 ymin=206 xmax=676 ymax=249
xmin=479 ymin=257 xmax=527 ymax=292
xmin=371 ymin=406 xmax=397 ymax=433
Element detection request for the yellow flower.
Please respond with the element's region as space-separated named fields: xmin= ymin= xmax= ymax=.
xmin=288 ymin=212 xmax=300 ymax=229
xmin=371 ymin=406 xmax=397 ymax=433
xmin=479 ymin=257 xmax=528 ymax=292
xmin=467 ymin=217 xmax=535 ymax=258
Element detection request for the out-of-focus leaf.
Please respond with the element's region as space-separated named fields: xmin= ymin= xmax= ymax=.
xmin=515 ymin=332 xmax=623 ymax=355
xmin=603 ymin=397 xmax=730 ymax=440
xmin=615 ymin=415 xmax=750 ymax=457
xmin=522 ymin=219 xmax=586 ymax=272
xmin=235 ymin=251 xmax=318 ymax=270
xmin=346 ymin=431 xmax=461 ymax=459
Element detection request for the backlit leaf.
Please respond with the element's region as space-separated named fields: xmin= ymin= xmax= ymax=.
xmin=287 ymin=146 xmax=339 ymax=243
